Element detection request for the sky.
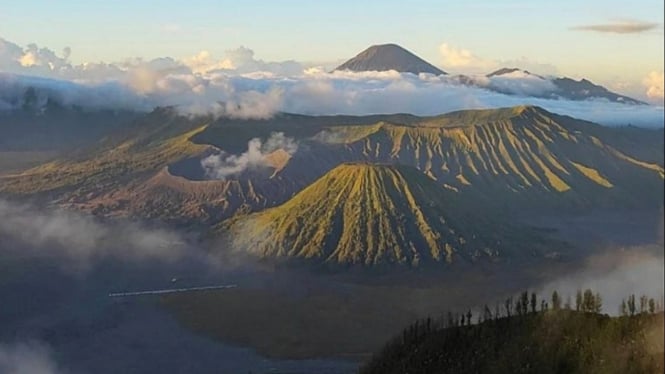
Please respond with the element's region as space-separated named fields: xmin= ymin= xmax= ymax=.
xmin=0 ymin=0 xmax=663 ymax=115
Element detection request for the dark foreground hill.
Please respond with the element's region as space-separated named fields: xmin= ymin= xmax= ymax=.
xmin=360 ymin=311 xmax=664 ymax=374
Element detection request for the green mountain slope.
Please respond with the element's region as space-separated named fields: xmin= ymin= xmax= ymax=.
xmin=225 ymin=163 xmax=559 ymax=266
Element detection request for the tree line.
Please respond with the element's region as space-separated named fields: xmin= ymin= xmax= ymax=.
xmin=360 ymin=288 xmax=664 ymax=374
xmin=399 ymin=288 xmax=663 ymax=338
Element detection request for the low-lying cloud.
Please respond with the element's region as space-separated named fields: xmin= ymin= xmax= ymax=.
xmin=0 ymin=37 xmax=663 ymax=126
xmin=0 ymin=199 xmax=187 ymax=271
xmin=536 ymin=246 xmax=664 ymax=315
xmin=201 ymin=132 xmax=298 ymax=180
xmin=0 ymin=341 xmax=61 ymax=374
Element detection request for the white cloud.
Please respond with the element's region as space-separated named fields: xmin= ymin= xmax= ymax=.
xmin=183 ymin=50 xmax=234 ymax=74
xmin=0 ymin=37 xmax=662 ymax=126
xmin=439 ymin=42 xmax=495 ymax=72
xmin=201 ymin=132 xmax=298 ymax=180
xmin=439 ymin=42 xmax=559 ymax=77
xmin=0 ymin=341 xmax=61 ymax=374
xmin=643 ymin=71 xmax=664 ymax=102
xmin=469 ymin=70 xmax=559 ymax=96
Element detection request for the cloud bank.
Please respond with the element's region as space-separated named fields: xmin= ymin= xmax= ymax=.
xmin=1 ymin=37 xmax=663 ymax=126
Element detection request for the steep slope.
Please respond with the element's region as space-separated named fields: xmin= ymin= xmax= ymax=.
xmin=311 ymin=106 xmax=664 ymax=209
xmin=225 ymin=163 xmax=558 ymax=266
xmin=334 ymin=44 xmax=446 ymax=75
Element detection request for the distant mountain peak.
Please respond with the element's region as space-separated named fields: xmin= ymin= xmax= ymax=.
xmin=482 ymin=68 xmax=646 ymax=105
xmin=486 ymin=67 xmax=542 ymax=79
xmin=335 ymin=44 xmax=446 ymax=75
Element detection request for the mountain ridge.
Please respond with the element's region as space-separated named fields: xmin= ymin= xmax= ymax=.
xmin=1 ymin=106 xmax=662 ymax=227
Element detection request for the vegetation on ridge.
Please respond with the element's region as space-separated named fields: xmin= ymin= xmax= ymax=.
xmin=361 ymin=289 xmax=665 ymax=374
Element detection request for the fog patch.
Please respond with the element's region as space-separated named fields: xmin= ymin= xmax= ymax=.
xmin=536 ymin=246 xmax=664 ymax=315
xmin=0 ymin=199 xmax=188 ymax=272
xmin=0 ymin=341 xmax=62 ymax=374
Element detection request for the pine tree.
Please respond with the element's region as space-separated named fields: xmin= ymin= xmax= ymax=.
xmin=628 ymin=294 xmax=636 ymax=316
xmin=648 ymin=298 xmax=656 ymax=314
xmin=593 ymin=292 xmax=602 ymax=313
xmin=520 ymin=292 xmax=529 ymax=316
xmin=530 ymin=293 xmax=537 ymax=314
xmin=620 ymin=299 xmax=628 ymax=316
xmin=640 ymin=295 xmax=649 ymax=313
xmin=583 ymin=289 xmax=594 ymax=312
xmin=551 ymin=290 xmax=561 ymax=311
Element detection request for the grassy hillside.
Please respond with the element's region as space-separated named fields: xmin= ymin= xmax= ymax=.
xmin=225 ymin=162 xmax=562 ymax=266
xmin=361 ymin=310 xmax=664 ymax=374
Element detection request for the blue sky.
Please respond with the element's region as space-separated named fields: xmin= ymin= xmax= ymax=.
xmin=0 ymin=0 xmax=663 ymax=98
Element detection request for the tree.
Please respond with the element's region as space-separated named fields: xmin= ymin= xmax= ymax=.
xmin=620 ymin=299 xmax=628 ymax=316
xmin=575 ymin=290 xmax=583 ymax=311
xmin=582 ymin=289 xmax=595 ymax=312
xmin=593 ymin=292 xmax=602 ymax=313
xmin=505 ymin=297 xmax=513 ymax=317
xmin=628 ymin=294 xmax=636 ymax=316
xmin=649 ymin=298 xmax=656 ymax=314
xmin=551 ymin=290 xmax=561 ymax=311
xmin=466 ymin=310 xmax=472 ymax=326
xmin=484 ymin=304 xmax=492 ymax=321
xmin=530 ymin=293 xmax=537 ymax=314
xmin=640 ymin=295 xmax=648 ymax=313
xmin=520 ymin=292 xmax=529 ymax=316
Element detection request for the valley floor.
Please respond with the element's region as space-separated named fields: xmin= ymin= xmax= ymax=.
xmin=160 ymin=209 xmax=664 ymax=361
